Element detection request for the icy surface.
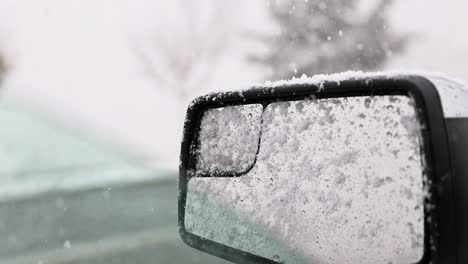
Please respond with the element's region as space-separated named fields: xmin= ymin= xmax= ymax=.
xmin=186 ymin=95 xmax=426 ymax=264
xmin=197 ymin=104 xmax=263 ymax=173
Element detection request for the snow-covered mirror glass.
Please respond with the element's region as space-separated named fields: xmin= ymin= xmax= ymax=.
xmin=186 ymin=95 xmax=426 ymax=264
xmin=196 ymin=104 xmax=263 ymax=174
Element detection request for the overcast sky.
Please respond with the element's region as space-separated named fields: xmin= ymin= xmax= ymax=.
xmin=0 ymin=0 xmax=466 ymax=168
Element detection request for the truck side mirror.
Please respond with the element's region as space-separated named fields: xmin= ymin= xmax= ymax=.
xmin=178 ymin=73 xmax=468 ymax=264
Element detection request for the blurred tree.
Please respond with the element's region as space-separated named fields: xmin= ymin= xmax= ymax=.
xmin=252 ymin=0 xmax=408 ymax=80
xmin=134 ymin=0 xmax=235 ymax=100
xmin=0 ymin=54 xmax=5 ymax=81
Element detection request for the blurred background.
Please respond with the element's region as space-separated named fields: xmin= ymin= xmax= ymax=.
xmin=0 ymin=0 xmax=466 ymax=263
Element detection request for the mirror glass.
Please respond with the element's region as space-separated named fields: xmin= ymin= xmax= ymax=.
xmin=196 ymin=104 xmax=263 ymax=174
xmin=185 ymin=95 xmax=426 ymax=264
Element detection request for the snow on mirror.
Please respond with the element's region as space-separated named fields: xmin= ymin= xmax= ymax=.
xmin=186 ymin=95 xmax=426 ymax=264
xmin=196 ymin=104 xmax=263 ymax=174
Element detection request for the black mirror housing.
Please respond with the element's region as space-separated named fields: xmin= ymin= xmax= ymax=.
xmin=179 ymin=73 xmax=468 ymax=264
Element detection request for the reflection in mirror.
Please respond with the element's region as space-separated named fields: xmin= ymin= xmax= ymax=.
xmin=196 ymin=104 xmax=263 ymax=174
xmin=186 ymin=95 xmax=426 ymax=264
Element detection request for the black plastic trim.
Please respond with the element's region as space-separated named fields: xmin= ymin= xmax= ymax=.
xmin=445 ymin=118 xmax=468 ymax=263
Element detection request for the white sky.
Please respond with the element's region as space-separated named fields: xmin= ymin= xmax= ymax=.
xmin=0 ymin=0 xmax=466 ymax=169
xmin=389 ymin=0 xmax=468 ymax=79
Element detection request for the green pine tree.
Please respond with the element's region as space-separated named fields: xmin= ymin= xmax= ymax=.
xmin=252 ymin=0 xmax=408 ymax=80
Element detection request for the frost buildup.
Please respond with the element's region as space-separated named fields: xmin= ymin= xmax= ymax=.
xmin=196 ymin=104 xmax=263 ymax=174
xmin=187 ymin=95 xmax=426 ymax=264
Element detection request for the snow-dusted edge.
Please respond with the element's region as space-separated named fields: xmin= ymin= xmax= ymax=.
xmin=188 ymin=71 xmax=468 ymax=118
